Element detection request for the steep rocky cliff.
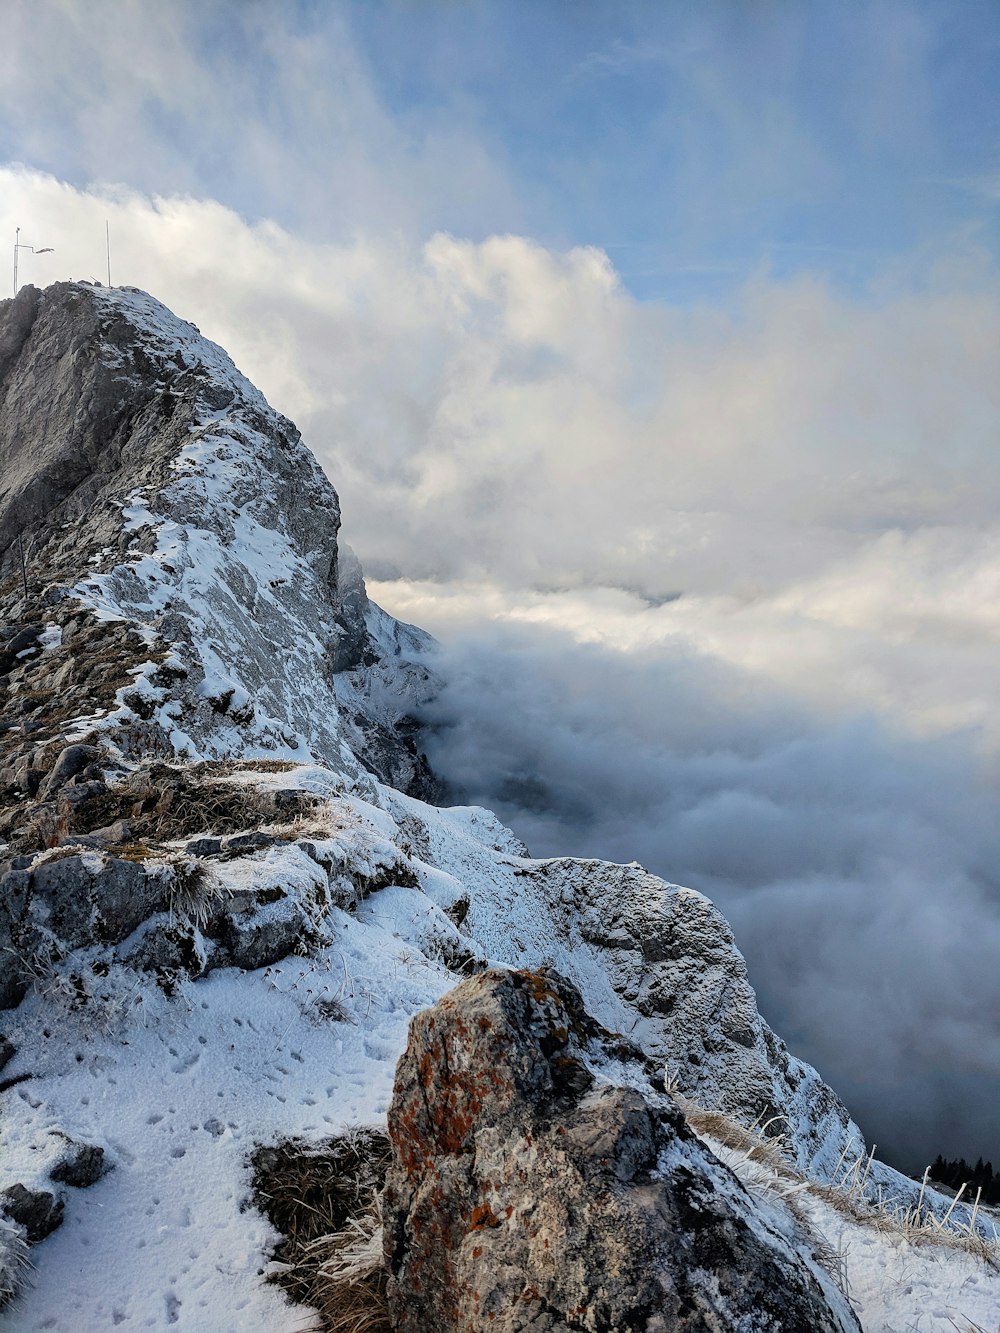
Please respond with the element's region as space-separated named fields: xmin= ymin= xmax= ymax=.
xmin=0 ymin=281 xmax=439 ymax=803
xmin=0 ymin=284 xmax=991 ymax=1331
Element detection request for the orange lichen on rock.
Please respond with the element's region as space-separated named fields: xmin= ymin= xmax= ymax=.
xmin=383 ymin=967 xmax=857 ymax=1333
xmin=469 ymin=1202 xmax=500 ymax=1231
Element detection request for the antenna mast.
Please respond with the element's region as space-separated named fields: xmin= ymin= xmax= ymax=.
xmin=106 ymin=220 xmax=111 ymax=287
xmin=12 ymin=229 xmax=55 ymax=296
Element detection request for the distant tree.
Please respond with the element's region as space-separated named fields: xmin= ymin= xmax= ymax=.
xmin=928 ymin=1152 xmax=1000 ymax=1204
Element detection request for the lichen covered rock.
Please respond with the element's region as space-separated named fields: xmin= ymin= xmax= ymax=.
xmin=383 ymin=967 xmax=858 ymax=1332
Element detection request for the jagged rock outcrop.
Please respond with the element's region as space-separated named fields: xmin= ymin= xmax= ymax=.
xmin=0 ymin=281 xmax=439 ymax=815
xmin=383 ymin=967 xmax=859 ymax=1332
xmin=385 ymin=797 xmax=867 ymax=1182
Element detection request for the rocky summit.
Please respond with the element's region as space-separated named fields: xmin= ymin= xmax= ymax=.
xmin=0 ymin=283 xmax=996 ymax=1331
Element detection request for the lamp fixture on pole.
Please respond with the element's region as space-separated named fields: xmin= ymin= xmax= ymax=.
xmin=13 ymin=227 xmax=55 ymax=296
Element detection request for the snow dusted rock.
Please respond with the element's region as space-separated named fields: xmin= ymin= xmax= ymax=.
xmin=383 ymin=967 xmax=858 ymax=1333
xmin=0 ymin=280 xmax=436 ymax=799
xmin=389 ymin=797 xmax=867 ymax=1182
xmin=47 ymin=1137 xmax=106 ymax=1189
xmin=0 ymin=1127 xmax=107 ymax=1285
xmin=36 ymin=743 xmax=106 ymax=800
xmin=0 ymin=850 xmax=167 ymax=1004
xmin=0 ymin=1184 xmax=62 ymax=1245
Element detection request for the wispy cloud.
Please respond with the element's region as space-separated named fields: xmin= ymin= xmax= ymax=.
xmin=568 ymin=36 xmax=687 ymax=82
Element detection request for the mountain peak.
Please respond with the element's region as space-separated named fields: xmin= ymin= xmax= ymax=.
xmin=0 ymin=280 xmax=439 ymax=802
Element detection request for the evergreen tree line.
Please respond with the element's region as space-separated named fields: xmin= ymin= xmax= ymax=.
xmin=929 ymin=1154 xmax=1000 ymax=1204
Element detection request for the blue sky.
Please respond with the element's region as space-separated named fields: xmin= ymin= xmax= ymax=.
xmin=346 ymin=0 xmax=1000 ymax=296
xmin=5 ymin=1 xmax=1000 ymax=302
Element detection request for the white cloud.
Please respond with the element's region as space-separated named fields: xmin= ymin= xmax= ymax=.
xmin=8 ymin=163 xmax=1000 ymax=748
xmin=0 ymin=0 xmax=520 ymax=242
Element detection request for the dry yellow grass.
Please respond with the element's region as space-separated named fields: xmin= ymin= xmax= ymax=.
xmin=251 ymin=1129 xmax=391 ymax=1333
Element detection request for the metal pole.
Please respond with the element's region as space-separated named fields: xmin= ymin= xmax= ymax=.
xmin=13 ymin=226 xmax=18 ymax=296
xmin=106 ymin=220 xmax=111 ymax=287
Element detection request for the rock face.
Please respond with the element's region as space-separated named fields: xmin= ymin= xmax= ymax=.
xmin=383 ymin=967 xmax=859 ymax=1333
xmin=391 ymin=806 xmax=867 ymax=1182
xmin=0 ymin=281 xmax=438 ymax=804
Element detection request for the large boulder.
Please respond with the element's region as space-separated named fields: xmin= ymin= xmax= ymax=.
xmin=383 ymin=967 xmax=858 ymax=1333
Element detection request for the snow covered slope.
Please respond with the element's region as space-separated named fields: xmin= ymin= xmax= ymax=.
xmin=1 ymin=283 xmax=997 ymax=1331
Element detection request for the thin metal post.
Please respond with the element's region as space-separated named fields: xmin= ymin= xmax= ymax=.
xmin=13 ymin=226 xmax=19 ymax=296
xmin=106 ymin=220 xmax=111 ymax=287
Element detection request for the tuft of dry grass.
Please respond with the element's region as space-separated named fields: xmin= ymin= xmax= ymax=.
xmin=808 ymin=1162 xmax=1000 ymax=1268
xmin=677 ymin=1096 xmax=792 ymax=1176
xmin=154 ymin=854 xmax=230 ymax=928
xmin=0 ymin=1217 xmax=31 ymax=1310
xmin=304 ymin=1206 xmax=389 ymax=1333
xmin=672 ymin=1085 xmax=1000 ymax=1274
xmin=250 ymin=1128 xmax=391 ymax=1333
xmin=222 ymin=759 xmax=303 ymax=773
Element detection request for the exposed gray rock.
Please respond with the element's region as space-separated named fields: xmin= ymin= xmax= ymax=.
xmin=220 ymin=896 xmax=314 ymax=971
xmin=28 ymin=855 xmax=96 ymax=947
xmin=38 ymin=743 xmax=105 ymax=800
xmin=91 ymin=857 xmax=164 ymax=941
xmin=120 ymin=914 xmax=208 ymax=987
xmin=32 ymin=854 xmax=160 ymax=945
xmin=219 ymin=831 xmax=280 ymax=855
xmin=0 ymin=853 xmax=168 ymax=1008
xmin=383 ymin=967 xmax=858 ymax=1333
xmin=184 ymin=837 xmax=222 ymax=858
xmin=0 ymin=868 xmax=32 ymax=1008
xmin=48 ymin=1139 xmax=106 ymax=1189
xmin=0 ymin=1185 xmax=63 ymax=1245
xmin=0 ymin=626 xmax=42 ymax=675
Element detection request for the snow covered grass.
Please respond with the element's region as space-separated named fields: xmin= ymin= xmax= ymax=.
xmin=810 ymin=1159 xmax=1000 ymax=1269
xmin=252 ymin=1129 xmax=390 ymax=1262
xmin=251 ymin=1128 xmax=390 ymax=1333
xmin=155 ymin=854 xmax=230 ymax=929
xmin=0 ymin=1216 xmax=31 ymax=1311
xmin=675 ymin=1089 xmax=1000 ymax=1331
xmin=306 ymin=1211 xmax=387 ymax=1333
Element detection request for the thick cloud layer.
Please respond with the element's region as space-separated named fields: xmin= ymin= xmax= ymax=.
xmin=3 ymin=167 xmax=1000 ymax=1170
xmin=417 ymin=618 xmax=1000 ymax=1172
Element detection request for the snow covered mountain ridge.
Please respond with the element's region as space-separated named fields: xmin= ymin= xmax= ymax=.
xmin=0 ymin=280 xmax=439 ymax=799
xmin=0 ymin=283 xmax=997 ymax=1330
